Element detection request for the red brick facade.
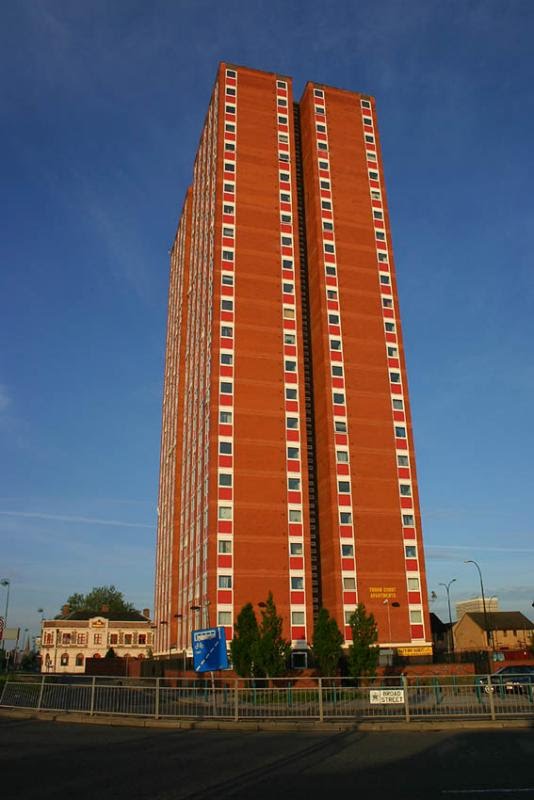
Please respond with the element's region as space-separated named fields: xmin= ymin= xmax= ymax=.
xmin=154 ymin=64 xmax=431 ymax=657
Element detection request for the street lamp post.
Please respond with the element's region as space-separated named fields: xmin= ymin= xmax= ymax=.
xmin=439 ymin=578 xmax=456 ymax=655
xmin=0 ymin=579 xmax=10 ymax=654
xmin=465 ymin=560 xmax=493 ymax=671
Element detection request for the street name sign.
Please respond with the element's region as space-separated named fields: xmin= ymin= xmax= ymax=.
xmin=369 ymin=688 xmax=405 ymax=704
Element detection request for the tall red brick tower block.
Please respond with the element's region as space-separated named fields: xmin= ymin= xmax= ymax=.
xmin=154 ymin=64 xmax=431 ymax=659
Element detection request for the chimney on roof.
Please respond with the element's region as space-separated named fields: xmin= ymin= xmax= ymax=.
xmin=142 ymin=608 xmax=150 ymax=619
xmin=101 ymin=604 xmax=110 ymax=613
xmin=62 ymin=604 xmax=70 ymax=617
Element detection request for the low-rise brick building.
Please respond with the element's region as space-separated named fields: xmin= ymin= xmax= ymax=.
xmin=453 ymin=611 xmax=534 ymax=653
xmin=40 ymin=609 xmax=153 ymax=673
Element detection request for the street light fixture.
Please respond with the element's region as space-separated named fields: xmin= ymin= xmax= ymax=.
xmin=439 ymin=578 xmax=456 ymax=654
xmin=0 ymin=579 xmax=10 ymax=653
xmin=465 ymin=560 xmax=493 ymax=670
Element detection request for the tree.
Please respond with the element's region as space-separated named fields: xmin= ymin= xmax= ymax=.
xmin=230 ymin=603 xmax=260 ymax=677
xmin=105 ymin=647 xmax=116 ymax=659
xmin=255 ymin=592 xmax=291 ymax=678
xmin=312 ymin=607 xmax=343 ymax=676
xmin=347 ymin=603 xmax=379 ymax=678
xmin=60 ymin=585 xmax=136 ymax=616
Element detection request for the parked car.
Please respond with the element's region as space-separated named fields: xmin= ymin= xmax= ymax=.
xmin=476 ymin=666 xmax=534 ymax=694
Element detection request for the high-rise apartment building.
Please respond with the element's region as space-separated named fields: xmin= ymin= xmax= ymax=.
xmin=154 ymin=64 xmax=431 ymax=659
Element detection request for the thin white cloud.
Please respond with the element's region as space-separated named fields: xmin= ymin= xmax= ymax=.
xmin=0 ymin=510 xmax=153 ymax=529
xmin=428 ymin=544 xmax=534 ymax=554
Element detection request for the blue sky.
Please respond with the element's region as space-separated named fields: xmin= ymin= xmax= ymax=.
xmin=1 ymin=0 xmax=533 ymax=639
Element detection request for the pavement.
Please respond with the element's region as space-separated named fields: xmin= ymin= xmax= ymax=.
xmin=1 ymin=715 xmax=534 ymax=799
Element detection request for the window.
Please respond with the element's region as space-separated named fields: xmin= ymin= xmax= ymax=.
xmin=340 ymin=512 xmax=352 ymax=524
xmin=338 ymin=481 xmax=350 ymax=493
xmin=324 ymin=243 xmax=335 ymax=253
xmin=225 ymin=142 xmax=235 ymax=152
xmin=399 ymin=484 xmax=411 ymax=496
xmin=343 ymin=577 xmax=356 ymax=590
xmin=315 ymin=105 xmax=325 ymax=114
xmin=365 ymin=134 xmax=374 ymax=143
xmin=281 ymin=236 xmax=292 ymax=246
xmin=332 ymin=365 xmax=343 ymax=377
xmin=225 ymin=123 xmax=236 ymax=133
xmin=219 ymin=473 xmax=232 ymax=486
xmin=387 ymin=346 xmax=397 ymax=356
xmin=223 ymin=206 xmax=234 ymax=216
xmin=291 ymin=611 xmax=305 ymax=625
xmin=280 ymin=171 xmax=290 ymax=181
xmin=287 ymin=447 xmax=300 ymax=459
xmin=221 ymin=299 xmax=233 ymax=311
xmin=138 ymin=634 xmax=147 ymax=645
xmin=395 ymin=426 xmax=407 ymax=438
xmin=373 ymin=210 xmax=384 ymax=220
xmin=410 ymin=610 xmax=422 ymax=624
xmin=283 ymin=307 xmax=295 ymax=319
xmin=369 ymin=171 xmax=379 ymax=180
xmin=405 ymin=546 xmax=417 ymax=558
xmin=218 ymin=611 xmax=232 ymax=625
xmin=219 ymin=441 xmax=232 ymax=455
xmin=378 ymin=252 xmax=388 ymax=262
xmin=218 ymin=506 xmax=232 ymax=519
xmin=382 ymin=298 xmax=393 ymax=308
xmin=220 ymin=382 xmax=232 ymax=394
xmin=281 ymin=214 xmax=292 ymax=224
xmin=408 ymin=578 xmax=419 ymax=591
xmin=60 ymin=653 xmax=69 ymax=666
xmin=316 ymin=123 xmax=326 ymax=132
xmin=318 ymin=141 xmax=328 ymax=151
xmin=93 ymin=634 xmax=102 ymax=645
xmin=283 ymin=283 xmax=294 ymax=293
xmin=218 ymin=575 xmax=232 ymax=589
xmin=319 ymin=160 xmax=329 ymax=170
xmin=285 ymin=388 xmax=297 ymax=400
xmin=333 ymin=392 xmax=345 ymax=404
xmin=224 ymin=183 xmax=235 ymax=193
xmin=222 ymin=273 xmax=234 ymax=286
xmin=277 ymin=80 xmax=286 ymax=88
xmin=371 ymin=190 xmax=381 ymax=200
xmin=390 ymin=372 xmax=400 ymax=383
xmin=328 ymin=314 xmax=339 ymax=324
xmin=320 ymin=180 xmax=331 ymax=190
xmin=321 ymin=199 xmax=332 ymax=210
xmin=226 ymin=69 xmax=237 ymax=77
xmin=284 ymin=333 xmax=296 ymax=344
xmin=341 ymin=544 xmax=354 ymax=557
xmin=336 ymin=450 xmax=348 ymax=462
xmin=288 ymin=478 xmax=300 ymax=491
xmin=291 ymin=577 xmax=304 ymax=590
xmin=380 ymin=275 xmax=390 ymax=285
xmin=289 ymin=509 xmax=302 ymax=522
xmin=220 ymin=411 xmax=232 ymax=424
xmin=109 ymin=634 xmax=118 ymax=645
xmin=221 ymin=326 xmax=233 ymax=338
xmin=363 ymin=116 xmax=372 ymax=125
xmin=223 ymin=226 xmax=234 ymax=237
xmin=393 ymin=399 xmax=403 ymax=410
xmin=344 ymin=610 xmax=354 ymax=624
xmin=285 ymin=360 xmax=296 ymax=372
xmin=330 ymin=339 xmax=341 ymax=350
xmin=286 ymin=417 xmax=298 ymax=429
xmin=385 ymin=322 xmax=395 ymax=332
xmin=218 ymin=540 xmax=232 ymax=553
xmin=334 ymin=420 xmax=347 ymax=432
xmin=290 ymin=542 xmax=303 ymax=555
xmin=278 ymin=97 xmax=288 ymax=107
xmin=222 ymin=250 xmax=234 ymax=261
xmin=225 ymin=104 xmax=236 ymax=114
xmin=221 ymin=353 xmax=233 ymax=365
xmin=282 ymin=258 xmax=293 ymax=269
xmin=75 ymin=653 xmax=84 ymax=667
xmin=278 ymin=133 xmax=288 ymax=144
xmin=322 ymin=220 xmax=333 ymax=231
xmin=314 ymin=89 xmax=324 ymax=98
xmin=62 ymin=633 xmax=71 ymax=645
xmin=397 ymin=455 xmax=409 ymax=466
xmin=402 ymin=514 xmax=414 ymax=525
xmin=278 ymin=115 xmax=288 ymax=124
xmin=327 ymin=289 xmax=337 ymax=299
xmin=224 ymin=162 xmax=235 ymax=173
xmin=376 ymin=231 xmax=385 ymax=241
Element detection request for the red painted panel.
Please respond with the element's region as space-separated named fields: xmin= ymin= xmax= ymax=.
xmin=220 ymin=395 xmax=232 ymax=406
xmin=284 ymin=345 xmax=297 ymax=356
xmin=291 ymin=591 xmax=305 ymax=604
xmin=285 ymin=373 xmax=297 ymax=383
xmin=393 ymin=410 xmax=405 ymax=422
xmin=387 ymin=357 xmax=400 ymax=368
xmin=218 ymin=425 xmax=232 ymax=437
xmin=291 ymin=626 xmax=306 ymax=640
xmin=289 ymin=557 xmax=304 ymax=570
xmin=332 ymin=377 xmax=344 ymax=388
xmin=344 ymin=591 xmax=357 ymax=604
xmin=339 ymin=525 xmax=353 ymax=538
xmin=218 ymin=521 xmax=232 ymax=534
xmin=408 ymin=592 xmax=421 ymax=604
xmin=288 ymin=491 xmax=301 ymax=504
xmin=336 ymin=463 xmax=349 ymax=475
xmin=344 ymin=626 xmax=353 ymax=640
xmin=218 ymin=488 xmax=232 ymax=501
xmin=286 ymin=429 xmax=299 ymax=442
xmin=410 ymin=624 xmax=425 ymax=639
xmin=221 ymin=311 xmax=233 ymax=322
xmin=405 ymin=558 xmax=418 ymax=571
xmin=397 ymin=467 xmax=410 ymax=479
xmin=224 ymin=626 xmax=233 ymax=641
xmin=220 ymin=365 xmax=233 ymax=377
xmin=330 ymin=351 xmax=343 ymax=362
xmin=218 ymin=555 xmax=232 ymax=568
xmin=385 ymin=332 xmax=397 ymax=343
xmin=218 ymin=456 xmax=233 ymax=468
xmin=400 ymin=497 xmax=413 ymax=509
xmin=395 ymin=437 xmax=408 ymax=449
xmin=287 ymin=460 xmax=300 ymax=472
xmin=335 ymin=434 xmax=348 ymax=445
xmin=218 ymin=590 xmax=232 ymax=604
xmin=285 ymin=401 xmax=299 ymax=413
xmin=220 ymin=337 xmax=233 ymax=349
xmin=333 ymin=404 xmax=345 ymax=416
xmin=221 ymin=285 xmax=233 ymax=297
xmin=341 ymin=558 xmax=354 ymax=571
xmin=288 ymin=523 xmax=303 ymax=536
xmin=403 ymin=527 xmax=416 ymax=538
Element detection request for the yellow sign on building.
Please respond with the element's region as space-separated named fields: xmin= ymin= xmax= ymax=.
xmin=396 ymin=646 xmax=432 ymax=657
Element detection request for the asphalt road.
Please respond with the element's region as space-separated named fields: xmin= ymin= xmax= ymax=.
xmin=2 ymin=719 xmax=534 ymax=799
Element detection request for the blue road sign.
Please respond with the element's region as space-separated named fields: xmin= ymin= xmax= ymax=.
xmin=192 ymin=627 xmax=229 ymax=672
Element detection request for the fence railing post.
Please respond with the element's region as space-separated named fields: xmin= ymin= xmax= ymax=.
xmin=487 ymin=675 xmax=496 ymax=721
xmin=89 ymin=676 xmax=96 ymax=716
xmin=234 ymin=679 xmax=239 ymax=722
xmin=403 ymin=675 xmax=410 ymax=722
xmin=36 ymin=675 xmax=46 ymax=710
xmin=155 ymin=677 xmax=160 ymax=719
xmin=318 ymin=678 xmax=324 ymax=722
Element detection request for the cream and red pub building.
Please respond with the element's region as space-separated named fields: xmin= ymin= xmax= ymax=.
xmin=40 ymin=608 xmax=153 ymax=674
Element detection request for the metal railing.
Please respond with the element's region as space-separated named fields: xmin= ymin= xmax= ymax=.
xmin=1 ymin=674 xmax=533 ymax=722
